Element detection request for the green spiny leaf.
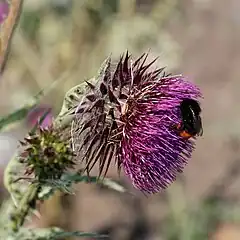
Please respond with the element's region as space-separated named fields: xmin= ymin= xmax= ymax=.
xmin=37 ymin=173 xmax=126 ymax=201
xmin=62 ymin=173 xmax=126 ymax=192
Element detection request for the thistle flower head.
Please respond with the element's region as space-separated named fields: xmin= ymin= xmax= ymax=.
xmin=19 ymin=125 xmax=75 ymax=181
xmin=71 ymin=52 xmax=202 ymax=194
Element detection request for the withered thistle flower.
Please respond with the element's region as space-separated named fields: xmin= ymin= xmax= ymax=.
xmin=71 ymin=52 xmax=202 ymax=194
xmin=19 ymin=125 xmax=75 ymax=181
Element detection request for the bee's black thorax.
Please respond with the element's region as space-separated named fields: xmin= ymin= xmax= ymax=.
xmin=179 ymin=99 xmax=203 ymax=137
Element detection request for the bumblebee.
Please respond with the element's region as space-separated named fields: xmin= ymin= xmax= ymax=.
xmin=176 ymin=98 xmax=203 ymax=139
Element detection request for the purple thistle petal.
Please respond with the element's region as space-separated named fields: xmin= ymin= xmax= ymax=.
xmin=120 ymin=75 xmax=202 ymax=193
xmin=27 ymin=105 xmax=53 ymax=129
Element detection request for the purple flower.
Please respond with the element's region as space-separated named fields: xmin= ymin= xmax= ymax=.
xmin=27 ymin=105 xmax=53 ymax=129
xmin=0 ymin=2 xmax=9 ymax=24
xmin=71 ymin=52 xmax=203 ymax=194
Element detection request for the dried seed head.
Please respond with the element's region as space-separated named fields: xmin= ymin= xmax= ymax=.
xmin=71 ymin=52 xmax=203 ymax=193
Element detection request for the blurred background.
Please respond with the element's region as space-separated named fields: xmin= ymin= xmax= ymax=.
xmin=1 ymin=0 xmax=240 ymax=239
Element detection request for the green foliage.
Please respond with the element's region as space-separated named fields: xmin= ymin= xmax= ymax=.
xmin=86 ymin=0 xmax=118 ymax=29
xmin=163 ymin=190 xmax=240 ymax=240
xmin=20 ymin=10 xmax=41 ymax=41
xmin=38 ymin=173 xmax=126 ymax=200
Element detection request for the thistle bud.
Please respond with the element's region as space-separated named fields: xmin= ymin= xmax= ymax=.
xmin=19 ymin=125 xmax=75 ymax=181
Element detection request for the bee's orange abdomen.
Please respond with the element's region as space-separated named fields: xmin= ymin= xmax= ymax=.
xmin=179 ymin=131 xmax=192 ymax=139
